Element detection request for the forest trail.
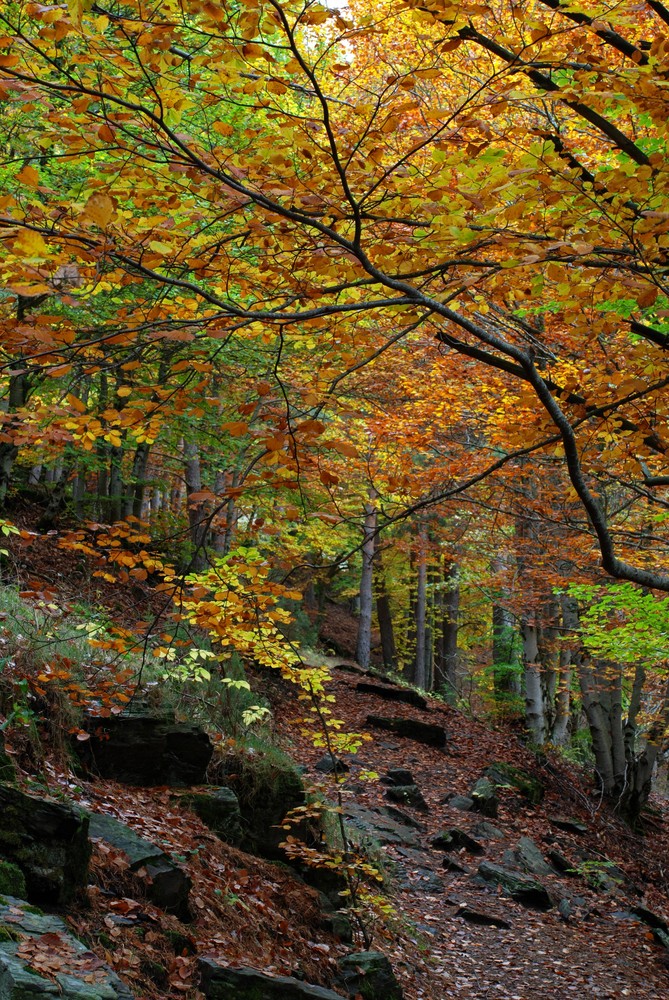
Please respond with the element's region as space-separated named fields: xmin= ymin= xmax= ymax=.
xmin=273 ymin=660 xmax=669 ymax=1000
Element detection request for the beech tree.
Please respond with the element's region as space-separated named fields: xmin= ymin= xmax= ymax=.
xmin=1 ymin=0 xmax=669 ymax=819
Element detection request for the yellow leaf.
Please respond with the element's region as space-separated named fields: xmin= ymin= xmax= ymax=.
xmin=15 ymin=229 xmax=48 ymax=259
xmin=67 ymin=393 xmax=87 ymax=414
xmin=116 ymin=386 xmax=132 ymax=397
xmin=16 ymin=165 xmax=39 ymax=187
xmin=148 ymin=240 xmax=172 ymax=254
xmin=212 ymin=121 xmax=234 ymax=137
xmin=82 ymin=192 xmax=114 ymax=228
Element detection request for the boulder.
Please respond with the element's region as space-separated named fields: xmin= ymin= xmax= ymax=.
xmin=513 ymin=836 xmax=552 ymax=876
xmin=88 ymin=812 xmax=190 ymax=919
xmin=457 ymin=905 xmax=510 ymax=929
xmin=471 ymin=821 xmax=505 ymax=840
xmin=343 ymin=802 xmax=419 ymax=847
xmin=216 ymin=750 xmax=306 ymax=859
xmin=0 ymin=895 xmax=133 ymax=999
xmin=446 ymin=795 xmax=474 ymax=812
xmin=75 ymin=713 xmax=213 ymax=786
xmin=336 ymin=952 xmax=403 ymax=1000
xmin=356 ymin=683 xmax=427 ymax=710
xmin=180 ymin=788 xmax=243 ymax=846
xmin=477 ymin=861 xmax=554 ymax=911
xmin=431 ymin=828 xmax=484 ymax=855
xmin=380 ymin=768 xmax=414 ymax=787
xmin=314 ymin=755 xmax=349 ymax=775
xmin=384 ymin=784 xmax=428 ymax=811
xmin=198 ymin=959 xmax=343 ymax=999
xmin=484 ymin=763 xmax=544 ymax=805
xmin=366 ymin=716 xmax=446 ymax=748
xmin=0 ymin=784 xmax=90 ymax=905
xmin=470 ymin=778 xmax=498 ymax=818
xmin=391 ymin=847 xmax=444 ymax=894
xmin=442 ymin=857 xmax=470 ymax=875
xmin=382 ymin=806 xmax=426 ymax=832
xmin=547 ymin=849 xmax=577 ymax=875
xmin=549 ymin=815 xmax=588 ymax=834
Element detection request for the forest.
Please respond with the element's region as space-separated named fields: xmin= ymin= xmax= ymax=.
xmin=0 ymin=1 xmax=669 ymax=998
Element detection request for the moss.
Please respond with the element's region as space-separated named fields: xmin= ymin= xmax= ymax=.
xmin=0 ymin=859 xmax=26 ymax=897
xmin=0 ymin=923 xmax=24 ymax=943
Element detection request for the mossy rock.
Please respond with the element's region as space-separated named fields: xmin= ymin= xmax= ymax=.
xmin=0 ymin=860 xmax=26 ymax=898
xmin=181 ymin=788 xmax=243 ymax=847
xmin=199 ymin=959 xmax=343 ymax=999
xmin=215 ymin=749 xmax=306 ymax=860
xmin=0 ymin=785 xmax=90 ymax=905
xmin=484 ymin=763 xmax=544 ymax=805
xmin=336 ymin=952 xmax=404 ymax=1000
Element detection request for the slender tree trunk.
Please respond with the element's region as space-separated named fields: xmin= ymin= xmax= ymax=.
xmin=413 ymin=521 xmax=428 ymax=689
xmin=523 ymin=618 xmax=547 ymax=744
xmin=356 ymin=496 xmax=377 ymax=669
xmin=435 ymin=561 xmax=459 ymax=700
xmin=184 ymin=441 xmax=209 ymax=572
xmin=375 ymin=549 xmax=397 ymax=672
xmin=108 ymin=445 xmax=124 ymax=522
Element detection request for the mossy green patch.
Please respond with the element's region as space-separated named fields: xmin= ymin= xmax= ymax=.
xmin=0 ymin=859 xmax=26 ymax=897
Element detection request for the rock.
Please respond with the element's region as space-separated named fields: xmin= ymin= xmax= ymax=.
xmin=391 ymin=848 xmax=444 ymax=893
xmin=317 ymin=892 xmax=353 ymax=942
xmin=366 ymin=716 xmax=446 ymax=748
xmin=198 ymin=959 xmax=344 ymax=999
xmin=549 ymin=815 xmax=588 ymax=834
xmin=216 ymin=750 xmax=306 ymax=860
xmin=0 ymin=860 xmax=26 ymax=898
xmin=431 ymin=829 xmax=484 ymax=855
xmin=382 ymin=806 xmax=426 ymax=832
xmin=442 ymin=857 xmax=470 ymax=875
xmin=88 ymin=812 xmax=191 ymax=919
xmin=75 ymin=713 xmax=213 ymax=786
xmin=471 ymin=822 xmax=505 ymax=840
xmin=344 ymin=802 xmax=419 ymax=847
xmin=470 ymin=778 xmax=498 ymax=818
xmin=380 ymin=768 xmax=414 ymax=786
xmin=0 ymin=895 xmax=134 ymax=999
xmin=513 ymin=836 xmax=552 ymax=876
xmin=630 ymin=905 xmax=669 ymax=932
xmin=0 ymin=784 xmax=90 ymax=905
xmin=547 ymin=849 xmax=577 ymax=875
xmin=336 ymin=951 xmax=404 ymax=1000
xmin=356 ymin=682 xmax=428 ymax=710
xmin=181 ymin=788 xmax=243 ymax=846
xmin=558 ymin=898 xmax=572 ymax=921
xmin=457 ymin=905 xmax=510 ymax=929
xmin=446 ymin=795 xmax=474 ymax=812
xmin=314 ymin=755 xmax=349 ymax=775
xmin=384 ymin=784 xmax=428 ymax=811
xmin=477 ymin=862 xmax=554 ymax=911
xmin=484 ymin=763 xmax=544 ymax=804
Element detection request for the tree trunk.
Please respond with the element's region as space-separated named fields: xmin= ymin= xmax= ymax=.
xmin=375 ymin=549 xmax=397 ymax=672
xmin=413 ymin=521 xmax=428 ymax=689
xmin=355 ymin=496 xmax=377 ymax=669
xmin=184 ymin=441 xmax=209 ymax=572
xmin=435 ymin=561 xmax=459 ymax=700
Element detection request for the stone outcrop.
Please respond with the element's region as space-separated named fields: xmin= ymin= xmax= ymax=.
xmin=0 ymin=895 xmax=134 ymax=999
xmin=366 ymin=716 xmax=446 ymax=748
xmin=75 ymin=713 xmax=213 ymax=786
xmin=0 ymin=784 xmax=90 ymax=905
xmin=88 ymin=812 xmax=190 ymax=919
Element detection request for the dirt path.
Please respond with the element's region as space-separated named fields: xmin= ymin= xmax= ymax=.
xmin=277 ymin=662 xmax=669 ymax=1000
